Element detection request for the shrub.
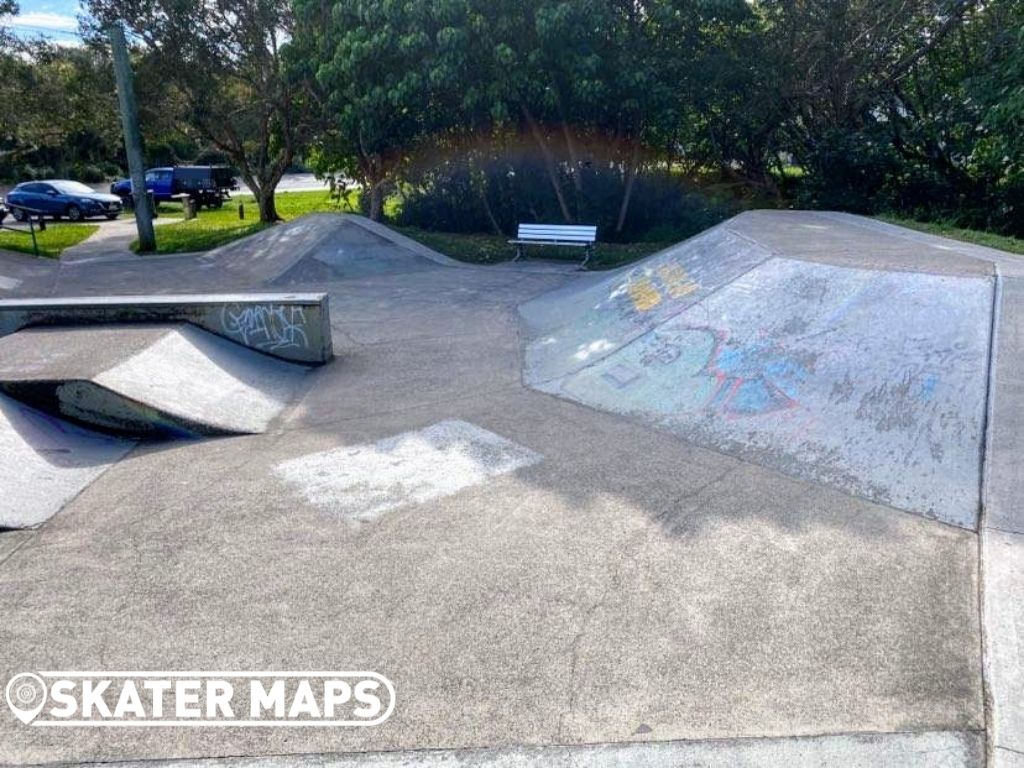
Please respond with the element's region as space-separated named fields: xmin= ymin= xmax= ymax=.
xmin=74 ymin=164 xmax=107 ymax=183
xmin=394 ymin=154 xmax=734 ymax=242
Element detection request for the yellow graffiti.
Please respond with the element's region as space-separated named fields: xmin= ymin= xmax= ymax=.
xmin=628 ymin=277 xmax=662 ymax=312
xmin=657 ymin=264 xmax=699 ymax=298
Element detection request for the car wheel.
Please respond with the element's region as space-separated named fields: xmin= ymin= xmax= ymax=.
xmin=106 ymin=213 xmax=119 ymax=220
xmin=66 ymin=204 xmax=83 ymax=222
xmin=12 ymin=208 xmax=27 ymax=222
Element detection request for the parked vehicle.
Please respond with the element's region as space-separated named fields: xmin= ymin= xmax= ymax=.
xmin=5 ymin=180 xmax=123 ymax=222
xmin=110 ymin=165 xmax=238 ymax=209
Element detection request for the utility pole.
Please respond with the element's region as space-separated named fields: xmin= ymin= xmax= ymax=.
xmin=108 ymin=22 xmax=155 ymax=252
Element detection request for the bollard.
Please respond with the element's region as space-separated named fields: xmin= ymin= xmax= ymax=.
xmin=184 ymin=198 xmax=196 ymax=220
xmin=238 ymin=202 xmax=245 ymax=220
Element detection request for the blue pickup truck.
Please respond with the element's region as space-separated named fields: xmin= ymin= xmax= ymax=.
xmin=110 ymin=166 xmax=238 ymax=209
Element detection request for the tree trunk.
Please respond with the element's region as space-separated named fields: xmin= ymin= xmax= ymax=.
xmin=522 ymin=106 xmax=573 ymax=223
xmin=368 ymin=182 xmax=383 ymax=222
xmin=478 ymin=182 xmax=502 ymax=236
xmin=615 ymin=138 xmax=642 ymax=235
xmin=257 ymin=186 xmax=279 ymax=223
xmin=561 ymin=121 xmax=583 ymax=193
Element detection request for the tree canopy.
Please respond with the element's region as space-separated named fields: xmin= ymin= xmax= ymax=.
xmin=2 ymin=0 xmax=1020 ymax=239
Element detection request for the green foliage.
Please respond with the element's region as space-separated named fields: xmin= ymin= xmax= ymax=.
xmin=0 ymin=44 xmax=123 ymax=183
xmin=395 ymin=154 xmax=734 ymax=242
xmin=292 ymin=0 xmax=752 ymax=228
xmin=876 ymin=215 xmax=1024 ymax=256
xmin=3 ymin=0 xmax=1019 ymax=243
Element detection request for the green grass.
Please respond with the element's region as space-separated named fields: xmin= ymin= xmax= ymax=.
xmin=135 ymin=189 xmax=353 ymax=254
xmin=396 ymin=227 xmax=672 ymax=269
xmin=876 ymin=215 xmax=1024 ymax=256
xmin=0 ymin=222 xmax=98 ymax=258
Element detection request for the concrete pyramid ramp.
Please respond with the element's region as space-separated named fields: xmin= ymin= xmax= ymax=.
xmin=0 ymin=323 xmax=308 ymax=437
xmin=521 ymin=221 xmax=995 ymax=528
xmin=267 ymin=214 xmax=460 ymax=286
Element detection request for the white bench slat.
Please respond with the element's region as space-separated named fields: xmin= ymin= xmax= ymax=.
xmin=516 ymin=237 xmax=593 ymax=243
xmin=517 ymin=224 xmax=596 ymax=243
xmin=518 ymin=224 xmax=596 ymax=231
xmin=517 ymin=233 xmax=595 ymax=240
xmin=518 ymin=225 xmax=596 ymax=234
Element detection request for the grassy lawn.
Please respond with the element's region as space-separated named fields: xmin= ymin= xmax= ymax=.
xmin=877 ymin=215 xmax=1024 ymax=256
xmin=396 ymin=227 xmax=672 ymax=270
xmin=0 ymin=222 xmax=98 ymax=258
xmin=134 ymin=189 xmax=353 ymax=254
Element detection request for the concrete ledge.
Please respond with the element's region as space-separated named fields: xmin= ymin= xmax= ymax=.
xmin=56 ymin=731 xmax=984 ymax=768
xmin=0 ymin=293 xmax=333 ymax=364
xmin=982 ymin=272 xmax=1024 ymax=762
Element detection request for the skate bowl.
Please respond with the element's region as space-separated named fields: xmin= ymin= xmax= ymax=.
xmin=521 ymin=216 xmax=996 ymax=529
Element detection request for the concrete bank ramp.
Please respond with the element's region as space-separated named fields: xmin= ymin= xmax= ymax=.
xmin=0 ymin=393 xmax=133 ymax=528
xmin=521 ymin=219 xmax=995 ymax=529
xmin=520 ymin=224 xmax=774 ymax=383
xmin=0 ymin=323 xmax=307 ymax=437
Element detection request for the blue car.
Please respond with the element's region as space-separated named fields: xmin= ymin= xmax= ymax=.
xmin=6 ymin=180 xmax=123 ymax=222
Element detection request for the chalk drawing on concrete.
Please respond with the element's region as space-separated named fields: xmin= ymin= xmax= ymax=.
xmin=219 ymin=303 xmax=309 ymax=352
xmin=542 ymin=258 xmax=992 ymax=528
xmin=521 ymin=226 xmax=773 ymax=385
xmin=273 ymin=420 xmax=542 ymax=523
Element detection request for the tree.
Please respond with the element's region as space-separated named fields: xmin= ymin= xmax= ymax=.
xmin=0 ymin=0 xmax=16 ymax=44
xmin=1 ymin=39 xmax=124 ymax=182
xmin=290 ymin=0 xmax=460 ymax=220
xmin=86 ymin=0 xmax=308 ymax=222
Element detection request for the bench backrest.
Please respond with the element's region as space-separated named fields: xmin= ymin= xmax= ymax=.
xmin=517 ymin=223 xmax=597 ymax=243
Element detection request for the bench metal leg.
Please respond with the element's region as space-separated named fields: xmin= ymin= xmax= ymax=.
xmin=580 ymin=244 xmax=593 ymax=271
xmin=514 ymin=244 xmax=524 ymax=262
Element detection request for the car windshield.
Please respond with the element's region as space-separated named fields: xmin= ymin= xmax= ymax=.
xmin=50 ymin=181 xmax=96 ymax=195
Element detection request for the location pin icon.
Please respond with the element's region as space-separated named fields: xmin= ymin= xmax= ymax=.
xmin=5 ymin=673 xmax=47 ymax=724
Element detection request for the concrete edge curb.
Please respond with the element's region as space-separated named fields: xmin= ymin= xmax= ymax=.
xmin=979 ymin=265 xmax=1024 ymax=765
xmin=3 ymin=730 xmax=984 ymax=768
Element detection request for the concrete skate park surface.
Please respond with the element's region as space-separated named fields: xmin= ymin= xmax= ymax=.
xmin=0 ymin=210 xmax=1020 ymax=767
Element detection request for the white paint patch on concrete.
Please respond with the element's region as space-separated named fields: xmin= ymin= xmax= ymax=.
xmin=0 ymin=274 xmax=22 ymax=291
xmin=274 ymin=420 xmax=541 ymax=522
xmin=95 ymin=325 xmax=306 ymax=434
xmin=77 ymin=730 xmax=982 ymax=767
xmin=0 ymin=394 xmax=133 ymax=528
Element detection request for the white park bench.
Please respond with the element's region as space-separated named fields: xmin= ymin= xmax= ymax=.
xmin=509 ymin=223 xmax=597 ymax=269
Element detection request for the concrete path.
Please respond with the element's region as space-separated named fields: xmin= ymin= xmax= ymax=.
xmin=0 ymin=211 xmax=1019 ymax=767
xmin=60 ymin=216 xmax=186 ymax=263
